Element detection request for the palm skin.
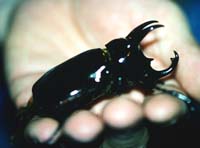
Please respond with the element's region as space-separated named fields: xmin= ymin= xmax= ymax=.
xmin=4 ymin=0 xmax=200 ymax=147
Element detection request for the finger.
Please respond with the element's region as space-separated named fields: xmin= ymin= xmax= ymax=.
xmin=175 ymin=47 xmax=200 ymax=100
xmin=144 ymin=37 xmax=200 ymax=100
xmin=141 ymin=19 xmax=200 ymax=100
xmin=148 ymin=39 xmax=199 ymax=98
xmin=102 ymin=96 xmax=143 ymax=129
xmin=91 ymin=90 xmax=145 ymax=116
xmin=91 ymin=90 xmax=145 ymax=128
xmin=24 ymin=117 xmax=60 ymax=144
xmin=98 ymin=95 xmax=148 ymax=148
xmin=143 ymin=93 xmax=188 ymax=124
xmin=90 ymin=99 xmax=110 ymax=115
xmin=63 ymin=110 xmax=104 ymax=143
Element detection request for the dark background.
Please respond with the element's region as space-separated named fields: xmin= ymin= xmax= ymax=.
xmin=0 ymin=0 xmax=200 ymax=147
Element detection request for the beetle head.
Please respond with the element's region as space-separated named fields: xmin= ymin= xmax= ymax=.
xmin=106 ymin=20 xmax=179 ymax=88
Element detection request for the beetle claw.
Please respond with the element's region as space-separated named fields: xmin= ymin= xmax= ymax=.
xmin=126 ymin=20 xmax=164 ymax=46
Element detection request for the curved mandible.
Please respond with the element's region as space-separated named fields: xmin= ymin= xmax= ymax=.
xmin=156 ymin=51 xmax=179 ymax=77
xmin=125 ymin=21 xmax=179 ymax=81
xmin=126 ymin=20 xmax=164 ymax=50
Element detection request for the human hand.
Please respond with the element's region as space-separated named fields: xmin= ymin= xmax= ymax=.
xmin=4 ymin=0 xmax=200 ymax=147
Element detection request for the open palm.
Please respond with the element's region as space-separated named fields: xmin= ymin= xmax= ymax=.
xmin=5 ymin=0 xmax=200 ymax=147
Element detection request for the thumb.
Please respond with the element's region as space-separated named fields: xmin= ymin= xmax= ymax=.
xmin=142 ymin=11 xmax=200 ymax=100
xmin=175 ymin=43 xmax=200 ymax=100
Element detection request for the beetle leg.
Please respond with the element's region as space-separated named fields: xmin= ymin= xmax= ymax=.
xmin=155 ymin=86 xmax=200 ymax=115
xmin=126 ymin=20 xmax=164 ymax=45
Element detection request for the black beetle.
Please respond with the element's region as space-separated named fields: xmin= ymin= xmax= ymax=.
xmin=30 ymin=20 xmax=178 ymax=121
xmin=15 ymin=20 xmax=179 ymax=146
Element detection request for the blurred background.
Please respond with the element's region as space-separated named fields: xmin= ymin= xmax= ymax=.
xmin=0 ymin=0 xmax=200 ymax=148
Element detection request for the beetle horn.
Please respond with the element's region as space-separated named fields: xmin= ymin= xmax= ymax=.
xmin=126 ymin=20 xmax=164 ymax=48
xmin=156 ymin=51 xmax=179 ymax=77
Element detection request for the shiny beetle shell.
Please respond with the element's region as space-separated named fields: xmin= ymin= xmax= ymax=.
xmin=30 ymin=20 xmax=179 ymax=121
xmin=13 ymin=20 xmax=179 ymax=147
